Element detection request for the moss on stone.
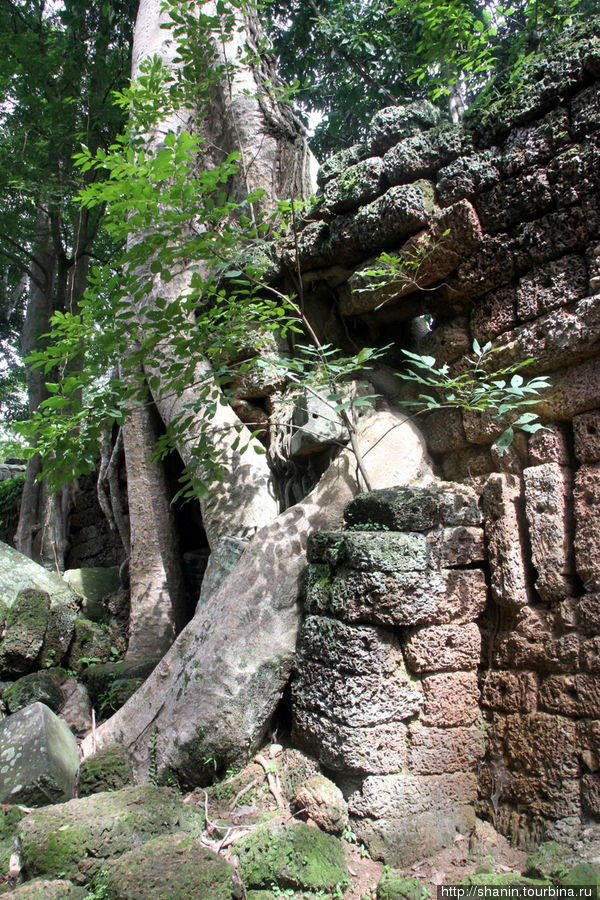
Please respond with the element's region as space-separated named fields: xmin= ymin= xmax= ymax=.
xmin=78 ymin=745 xmax=133 ymax=796
xmin=560 ymin=863 xmax=600 ymax=887
xmin=19 ymin=784 xmax=205 ymax=881
xmin=234 ymin=822 xmax=349 ymax=893
xmin=377 ymin=867 xmax=431 ymax=900
xmin=3 ymin=672 xmax=64 ymax=713
xmin=94 ymin=832 xmax=241 ymax=899
xmin=7 ymin=879 xmax=87 ymax=898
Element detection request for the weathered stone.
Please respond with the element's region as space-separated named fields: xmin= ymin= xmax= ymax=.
xmin=420 ymin=408 xmax=468 ymax=455
xmin=498 ymin=774 xmax=582 ymax=821
xmin=293 ymin=707 xmax=408 ymax=775
xmin=0 ymin=702 xmax=79 ymax=806
xmin=18 ymin=784 xmax=205 ymax=880
xmin=289 ymin=389 xmax=347 ymax=457
xmin=482 ymin=474 xmax=530 ymax=610
xmin=58 ymin=678 xmax=92 ymax=736
xmin=62 ymin=567 xmax=120 ymax=604
xmin=541 ymin=357 xmax=600 ymax=421
xmin=344 ymin=482 xmax=481 ymax=532
xmin=504 ymin=713 xmax=578 ymax=780
xmin=426 ymin=526 xmax=485 ymax=568
xmin=516 ymin=255 xmax=588 ymax=322
xmin=295 ymin=774 xmax=349 ymax=833
xmin=347 ymin=773 xmax=477 ymax=865
xmin=234 ymin=822 xmax=349 ymax=893
xmin=500 ymin=108 xmax=571 ymax=177
xmin=539 ymin=674 xmax=600 ymax=717
xmin=39 ymin=603 xmax=79 ymax=670
xmin=570 ymin=83 xmax=600 ymax=140
xmin=492 ymin=606 xmax=580 ymax=673
xmin=367 ymin=101 xmax=443 ymax=154
xmin=523 ymin=464 xmax=575 ymax=603
xmin=0 ymin=541 xmax=79 ymax=610
xmin=8 ymin=881 xmax=87 ymax=899
xmin=306 ymin=566 xmax=487 ymax=626
xmin=481 ymin=671 xmax=538 ymax=713
xmin=3 ymin=672 xmax=63 ymax=714
xmin=579 ymin=593 xmax=600 ymax=635
xmin=66 ymin=618 xmax=115 ymax=673
xmin=581 ymin=635 xmax=600 ymax=672
xmin=383 ymin=124 xmax=471 ymax=185
xmin=582 ymin=775 xmax=600 ymax=815
xmin=478 ymin=170 xmax=554 ymax=234
xmin=403 ymin=623 xmax=481 ymax=673
xmin=321 ymin=157 xmax=384 ymax=214
xmin=277 ymin=749 xmax=320 ymax=801
xmin=97 ymin=833 xmax=239 ymax=900
xmin=528 ymin=425 xmax=571 ymax=466
xmin=471 ymin=285 xmax=517 ymax=343
xmin=293 ymin=617 xmax=422 ymax=726
xmin=350 ymin=181 xmax=435 ymax=254
xmin=436 ymin=151 xmax=500 ymax=207
xmin=420 ymin=672 xmax=481 ymax=726
xmin=407 ymin=724 xmax=485 ymax=775
xmin=0 ymin=590 xmax=50 ymax=676
xmin=376 ymin=869 xmax=430 ymax=900
xmin=306 ymin=531 xmax=429 ymax=571
xmin=78 ymin=745 xmax=134 ymax=796
xmin=317 ymin=142 xmax=368 ymax=187
xmin=517 ymin=206 xmax=588 ymax=265
xmin=573 ymin=410 xmax=600 ymax=463
xmin=418 ymin=317 xmax=472 ymax=364
xmin=574 ymin=463 xmax=600 ymax=590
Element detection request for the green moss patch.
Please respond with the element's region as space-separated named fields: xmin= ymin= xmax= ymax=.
xmin=78 ymin=745 xmax=133 ymax=796
xmin=377 ymin=867 xmax=431 ymax=899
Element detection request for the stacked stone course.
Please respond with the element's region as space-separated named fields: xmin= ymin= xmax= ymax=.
xmin=290 ymin=17 xmax=600 ymax=857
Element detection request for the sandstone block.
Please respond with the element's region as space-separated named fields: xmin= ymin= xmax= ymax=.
xmin=528 ymin=424 xmax=570 ymax=466
xmin=344 ymin=482 xmax=481 ymax=532
xmin=347 ymin=773 xmax=477 ymax=865
xmin=539 ymin=674 xmax=600 ymax=717
xmin=293 ymin=616 xmax=422 ymax=727
xmin=523 ymin=463 xmax=575 ymax=603
xmin=420 ymin=671 xmax=481 ymax=726
xmin=293 ymin=707 xmax=407 ymax=775
xmin=578 ymin=593 xmax=600 ymax=634
xmin=403 ymin=622 xmax=481 ymax=673
xmin=573 ymin=410 xmax=600 ymax=463
xmin=504 ymin=713 xmax=578 ymax=779
xmin=3 ymin=672 xmax=63 ymax=714
xmin=289 ymin=389 xmax=347 ymax=457
xmin=426 ymin=526 xmax=485 ymax=568
xmin=407 ymin=725 xmax=485 ymax=775
xmin=482 ymin=474 xmax=530 ymax=610
xmin=305 ymin=565 xmax=487 ymax=627
xmin=481 ymin=671 xmax=538 ymax=713
xmin=0 ymin=702 xmax=79 ymax=806
xmin=0 ymin=542 xmax=79 ymax=610
xmin=574 ymin=463 xmax=600 ymax=590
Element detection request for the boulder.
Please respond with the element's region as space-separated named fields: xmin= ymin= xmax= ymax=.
xmin=0 ymin=702 xmax=79 ymax=806
xmin=0 ymin=541 xmax=78 ymax=609
xmin=294 ymin=774 xmax=349 ymax=834
xmin=78 ymin=745 xmax=134 ymax=796
xmin=0 ymin=589 xmax=77 ymax=677
xmin=66 ymin=619 xmax=116 ymax=673
xmin=3 ymin=672 xmax=63 ymax=714
xmin=58 ymin=678 xmax=92 ymax=736
xmin=62 ymin=567 xmax=120 ymax=603
xmin=8 ymin=880 xmax=87 ymax=898
xmin=18 ymin=784 xmax=205 ymax=881
xmin=94 ymin=832 xmax=241 ymax=899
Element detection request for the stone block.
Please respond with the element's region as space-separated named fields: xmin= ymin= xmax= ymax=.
xmin=306 ymin=531 xmax=430 ymax=572
xmin=420 ymin=672 xmax=481 ymax=726
xmin=436 ymin=151 xmax=500 ymax=207
xmin=289 ymin=390 xmax=347 ymax=457
xmin=476 ymin=169 xmax=554 ymax=235
xmin=471 ymin=285 xmax=517 ymax=343
xmin=517 ymin=206 xmax=588 ymax=265
xmin=292 ymin=707 xmax=407 ymax=775
xmin=348 ymin=772 xmax=477 ymax=866
xmin=515 ymin=255 xmax=588 ymax=322
xmin=403 ymin=622 xmax=481 ymax=673
xmin=481 ymin=671 xmax=538 ymax=713
xmin=317 ymin=142 xmax=367 ymax=187
xmin=321 ymin=157 xmax=384 ymax=214
xmin=523 ymin=464 xmax=575 ymax=603
xmin=350 ymin=181 xmax=435 ymax=255
xmin=498 ymin=775 xmax=582 ymax=821
xmin=528 ymin=425 xmax=571 ymax=466
xmin=582 ymin=775 xmax=600 ymax=815
xmin=367 ymin=101 xmax=443 ymax=154
xmin=539 ymin=674 xmax=600 ymax=717
xmin=293 ymin=617 xmax=422 ymax=727
xmin=407 ymin=725 xmax=486 ymax=775
xmin=441 ymin=447 xmax=494 ymax=482
xmin=3 ymin=672 xmax=63 ymax=714
xmin=581 ymin=635 xmax=600 ymax=672
xmin=305 ymin=565 xmax=486 ymax=627
xmin=66 ymin=618 xmax=115 ymax=673
xmin=504 ymin=713 xmax=579 ymax=780
xmin=500 ymin=108 xmax=571 ymax=177
xmin=570 ymin=83 xmax=600 ymax=140
xmin=0 ymin=702 xmax=79 ymax=806
xmin=62 ymin=567 xmax=120 ymax=603
xmin=482 ymin=474 xmax=530 ymax=610
xmin=294 ymin=774 xmax=349 ymax=833
xmin=578 ymin=593 xmax=600 ymax=635
xmin=344 ymin=482 xmax=481 ymax=532
xmin=426 ymin=526 xmax=485 ymax=568
xmin=0 ymin=542 xmax=79 ymax=610
xmin=541 ymin=357 xmax=600 ymax=421
xmin=574 ymin=463 xmax=600 ymax=590
xmin=383 ymin=124 xmax=471 ymax=185
xmin=0 ymin=590 xmax=76 ymax=678
xmin=492 ymin=607 xmax=580 ymax=673
xmin=573 ymin=410 xmax=600 ymax=463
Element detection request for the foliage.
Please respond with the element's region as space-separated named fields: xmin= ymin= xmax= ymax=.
xmin=398 ymin=340 xmax=550 ymax=450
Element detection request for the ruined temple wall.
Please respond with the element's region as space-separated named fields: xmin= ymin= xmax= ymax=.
xmin=290 ymin=21 xmax=600 ymax=854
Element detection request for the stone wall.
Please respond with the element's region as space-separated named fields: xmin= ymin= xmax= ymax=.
xmin=289 ymin=19 xmax=600 ymax=856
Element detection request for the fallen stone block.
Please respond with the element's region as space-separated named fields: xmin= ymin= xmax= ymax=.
xmin=0 ymin=702 xmax=79 ymax=806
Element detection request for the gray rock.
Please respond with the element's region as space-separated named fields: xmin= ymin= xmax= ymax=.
xmin=3 ymin=672 xmax=64 ymax=714
xmin=290 ymin=390 xmax=347 ymax=458
xmin=367 ymin=101 xmax=443 ymax=154
xmin=58 ymin=678 xmax=92 ymax=736
xmin=0 ymin=589 xmax=77 ymax=677
xmin=66 ymin=618 xmax=115 ymax=673
xmin=62 ymin=567 xmax=120 ymax=603
xmin=295 ymin=774 xmax=349 ymax=833
xmin=344 ymin=482 xmax=482 ymax=531
xmin=0 ymin=541 xmax=78 ymax=609
xmin=0 ymin=702 xmax=79 ymax=806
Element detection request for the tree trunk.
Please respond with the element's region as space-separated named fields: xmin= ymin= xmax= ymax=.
xmin=82 ymin=409 xmax=432 ymax=784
